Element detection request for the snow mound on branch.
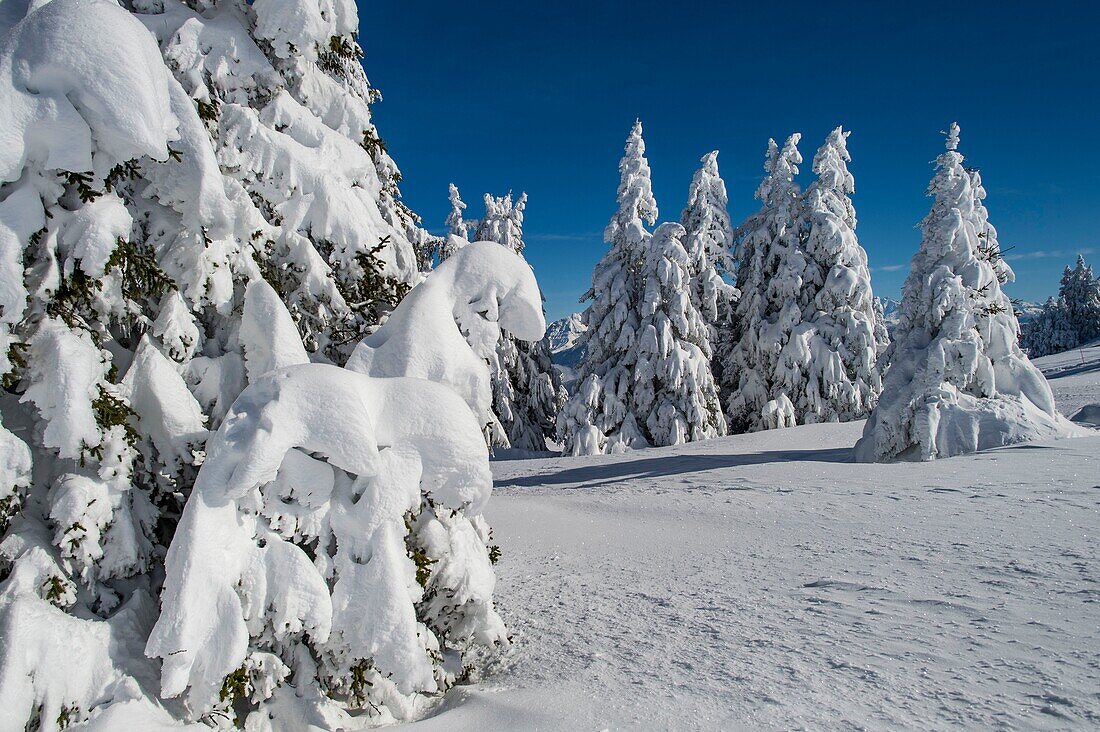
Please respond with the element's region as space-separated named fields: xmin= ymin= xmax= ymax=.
xmin=147 ymin=364 xmax=494 ymax=716
xmin=0 ymin=0 xmax=176 ymax=182
xmin=240 ymin=278 xmax=311 ymax=382
xmin=121 ymin=336 xmax=207 ymax=474
xmin=0 ymin=581 xmax=177 ymax=732
xmin=347 ymin=240 xmax=546 ymax=430
xmin=253 ymin=0 xmax=358 ymax=63
xmin=0 ymin=420 xmax=31 ymax=503
xmin=19 ymin=320 xmax=107 ymax=460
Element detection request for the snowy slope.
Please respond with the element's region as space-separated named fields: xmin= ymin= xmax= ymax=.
xmin=1032 ymin=340 xmax=1100 ymax=419
xmin=411 ymin=377 xmax=1099 ymax=729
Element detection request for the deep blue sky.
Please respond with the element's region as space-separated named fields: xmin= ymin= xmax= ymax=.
xmin=360 ymin=1 xmax=1100 ymax=321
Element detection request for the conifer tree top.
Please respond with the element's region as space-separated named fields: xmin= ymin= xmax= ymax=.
xmin=756 ymin=134 xmax=802 ymax=208
xmin=605 ymin=120 xmax=658 ymax=245
xmin=945 ymin=121 xmax=961 ymax=151
xmin=811 ymin=126 xmax=854 ymax=196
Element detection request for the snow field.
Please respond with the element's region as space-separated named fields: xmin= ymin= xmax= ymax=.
xmin=410 ymin=417 xmax=1099 ymax=730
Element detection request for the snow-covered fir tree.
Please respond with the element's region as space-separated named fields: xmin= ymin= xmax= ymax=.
xmin=559 ymin=120 xmax=658 ymax=455
xmin=720 ymin=134 xmax=808 ymax=432
xmin=1058 ymin=255 xmax=1100 ymax=344
xmin=777 ymin=127 xmax=885 ymax=423
xmin=474 ymin=191 xmax=528 ymax=254
xmin=633 ymin=222 xmax=727 ymax=444
xmin=447 ymin=183 xmax=470 ymax=238
xmin=441 ymin=182 xmax=470 ymax=261
xmin=855 ymin=124 xmax=1077 ymax=462
xmin=0 ymin=0 xmax=493 ymax=727
xmin=1022 ymin=255 xmax=1100 ymax=356
xmin=680 ymin=151 xmax=739 ymax=359
xmin=470 ymin=194 xmax=567 ymax=451
xmin=1021 ymin=296 xmax=1079 ymax=357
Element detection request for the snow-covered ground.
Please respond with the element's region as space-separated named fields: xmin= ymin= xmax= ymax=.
xmin=1033 ymin=341 xmax=1100 ymax=421
xmin=412 ymin=365 xmax=1100 ymax=730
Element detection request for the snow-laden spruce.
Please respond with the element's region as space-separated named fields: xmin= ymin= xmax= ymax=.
xmin=1022 ymin=296 xmax=1080 ymax=357
xmin=680 ymin=151 xmax=738 ymax=327
xmin=633 ymin=222 xmax=727 ymax=443
xmin=0 ymin=0 xmax=440 ymax=727
xmin=1057 ymin=255 xmax=1100 ymax=344
xmin=471 ymin=194 xmax=567 ymax=451
xmin=441 ymin=182 xmax=470 ymax=261
xmin=721 ymin=134 xmax=808 ymax=432
xmin=680 ymin=151 xmax=739 ymax=400
xmin=559 ymin=121 xmax=658 ymax=455
xmin=474 ymin=191 xmax=528 ymax=254
xmin=855 ymin=124 xmax=1080 ymax=461
xmin=779 ymin=127 xmax=885 ymax=423
xmin=1022 ymin=255 xmax=1100 ymax=356
xmin=346 ymin=241 xmax=547 ymax=444
xmin=0 ymin=4 xmax=197 ymax=727
xmin=135 ymin=0 xmax=429 ymax=360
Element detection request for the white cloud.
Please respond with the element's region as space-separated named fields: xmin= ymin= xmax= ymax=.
xmin=1005 ymin=247 xmax=1096 ymax=261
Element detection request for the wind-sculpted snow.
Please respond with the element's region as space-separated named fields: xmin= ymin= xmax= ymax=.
xmin=0 ymin=0 xmax=176 ymax=182
xmin=148 ymin=364 xmax=501 ymax=720
xmin=347 ymin=241 xmax=547 ymax=434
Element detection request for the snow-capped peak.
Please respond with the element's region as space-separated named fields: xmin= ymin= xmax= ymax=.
xmin=546 ymin=312 xmax=587 ymax=353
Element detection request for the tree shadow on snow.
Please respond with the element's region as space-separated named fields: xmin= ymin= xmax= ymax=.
xmin=496 ymin=446 xmax=852 ymax=490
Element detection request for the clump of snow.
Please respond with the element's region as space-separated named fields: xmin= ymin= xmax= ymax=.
xmin=0 ymin=0 xmax=176 ymax=182
xmin=240 ymin=278 xmax=311 ymax=382
xmin=347 ymin=241 xmax=546 ymax=437
xmin=19 ymin=320 xmax=107 ymax=461
xmin=147 ymin=364 xmax=504 ymax=722
xmin=121 ymin=336 xmax=207 ymax=477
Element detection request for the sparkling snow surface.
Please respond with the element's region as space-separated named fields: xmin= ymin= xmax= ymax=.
xmin=412 ymin=368 xmax=1099 ymax=730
